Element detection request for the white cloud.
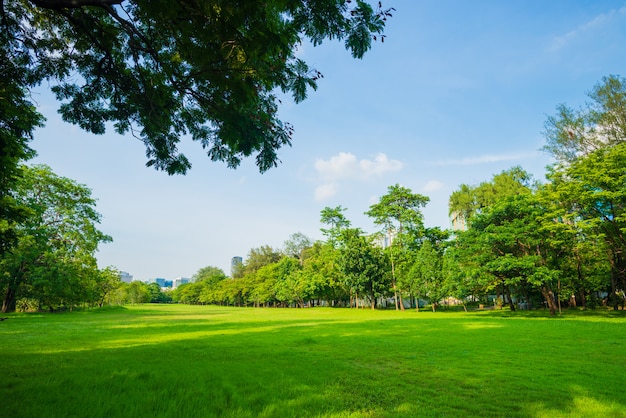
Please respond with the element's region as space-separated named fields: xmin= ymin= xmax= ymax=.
xmin=314 ymin=183 xmax=338 ymax=201
xmin=549 ymin=6 xmax=626 ymax=51
xmin=422 ymin=180 xmax=444 ymax=193
xmin=312 ymin=152 xmax=404 ymax=201
xmin=431 ymin=152 xmax=536 ymax=167
xmin=314 ymin=152 xmax=403 ymax=181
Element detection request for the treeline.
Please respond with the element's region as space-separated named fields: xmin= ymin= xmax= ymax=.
xmin=174 ymin=76 xmax=626 ymax=314
xmin=1 ymin=77 xmax=624 ymax=314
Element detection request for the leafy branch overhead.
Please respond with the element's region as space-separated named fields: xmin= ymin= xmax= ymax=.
xmin=2 ymin=0 xmax=393 ymax=174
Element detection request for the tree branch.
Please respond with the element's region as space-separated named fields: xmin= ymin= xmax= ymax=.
xmin=28 ymin=0 xmax=122 ymax=9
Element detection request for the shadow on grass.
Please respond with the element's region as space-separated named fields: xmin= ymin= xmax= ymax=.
xmin=1 ymin=306 xmax=625 ymax=417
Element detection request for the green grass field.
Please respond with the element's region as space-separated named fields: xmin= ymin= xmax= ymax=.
xmin=1 ymin=305 xmax=625 ymax=417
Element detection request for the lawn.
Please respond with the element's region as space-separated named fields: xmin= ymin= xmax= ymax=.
xmin=1 ymin=305 xmax=625 ymax=417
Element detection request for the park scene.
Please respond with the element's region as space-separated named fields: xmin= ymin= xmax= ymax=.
xmin=1 ymin=1 xmax=626 ymax=417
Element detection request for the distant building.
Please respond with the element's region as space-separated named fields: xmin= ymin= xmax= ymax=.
xmin=155 ymin=278 xmax=173 ymax=288
xmin=173 ymin=277 xmax=190 ymax=288
xmin=119 ymin=271 xmax=133 ymax=283
xmin=372 ymin=229 xmax=396 ymax=249
xmin=231 ymin=256 xmax=243 ymax=276
xmin=450 ymin=210 xmax=468 ymax=231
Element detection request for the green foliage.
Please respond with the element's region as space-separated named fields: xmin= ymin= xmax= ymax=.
xmin=449 ymin=166 xmax=534 ymax=229
xmin=338 ymin=228 xmax=389 ymax=309
xmin=405 ymin=241 xmax=445 ymax=311
xmin=320 ymin=205 xmax=352 ymax=248
xmin=282 ymin=232 xmax=312 ymax=260
xmin=545 ymin=142 xmax=626 ymax=309
xmin=0 ymin=165 xmax=111 ymax=312
xmin=543 ymin=75 xmax=626 ymax=165
xmin=2 ymin=0 xmax=392 ymax=174
xmin=366 ymin=184 xmax=429 ymax=235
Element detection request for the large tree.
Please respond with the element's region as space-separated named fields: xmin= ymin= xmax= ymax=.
xmin=365 ymin=184 xmax=429 ymax=310
xmin=0 ymin=165 xmax=111 ymax=312
xmin=543 ymin=75 xmax=626 ymax=165
xmin=2 ymin=0 xmax=393 ymax=175
xmin=338 ymin=228 xmax=388 ymax=309
xmin=546 ymin=142 xmax=626 ymax=310
xmin=448 ymin=166 xmax=534 ymax=230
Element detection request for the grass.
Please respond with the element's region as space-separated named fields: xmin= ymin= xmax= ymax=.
xmin=1 ymin=305 xmax=625 ymax=417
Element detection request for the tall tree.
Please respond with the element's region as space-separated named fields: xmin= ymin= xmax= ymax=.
xmin=457 ymin=194 xmax=561 ymax=315
xmin=241 ymin=245 xmax=282 ymax=276
xmin=193 ymin=266 xmax=227 ymax=286
xmin=365 ymin=184 xmax=429 ymax=310
xmin=546 ymin=142 xmax=626 ymax=310
xmin=407 ymin=241 xmax=444 ymax=312
xmin=338 ymin=228 xmax=388 ymax=309
xmin=2 ymin=0 xmax=393 ymax=174
xmin=320 ymin=205 xmax=352 ymax=248
xmin=449 ymin=166 xmax=533 ymax=230
xmin=0 ymin=165 xmax=111 ymax=312
xmin=543 ymin=75 xmax=626 ymax=165
xmin=282 ymin=232 xmax=312 ymax=262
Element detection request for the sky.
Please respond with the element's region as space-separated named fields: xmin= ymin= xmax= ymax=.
xmin=29 ymin=1 xmax=626 ymax=281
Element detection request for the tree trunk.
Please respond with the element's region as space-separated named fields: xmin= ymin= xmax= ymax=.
xmin=389 ymin=243 xmax=399 ymax=310
xmin=578 ymin=289 xmax=586 ymax=309
xmin=2 ymin=285 xmax=17 ymax=313
xmin=540 ymin=286 xmax=558 ymax=316
xmin=505 ymin=285 xmax=516 ymax=311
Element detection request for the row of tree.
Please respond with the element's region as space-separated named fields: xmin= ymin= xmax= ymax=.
xmin=172 ymin=76 xmax=626 ymax=314
xmin=1 ymin=76 xmax=624 ymax=314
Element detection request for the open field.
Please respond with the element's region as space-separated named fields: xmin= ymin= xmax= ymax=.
xmin=1 ymin=305 xmax=625 ymax=417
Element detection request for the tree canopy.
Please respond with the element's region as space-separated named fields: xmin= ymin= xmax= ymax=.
xmin=1 ymin=165 xmax=111 ymax=312
xmin=2 ymin=0 xmax=393 ymax=174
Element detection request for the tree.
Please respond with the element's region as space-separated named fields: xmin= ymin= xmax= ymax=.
xmin=0 ymin=164 xmax=111 ymax=312
xmin=282 ymin=232 xmax=312 ymax=261
xmin=407 ymin=241 xmax=444 ymax=312
xmin=459 ymin=194 xmax=561 ymax=315
xmin=241 ymin=245 xmax=282 ymax=276
xmin=126 ymin=280 xmax=150 ymax=304
xmin=365 ymin=184 xmax=429 ymax=310
xmin=301 ymin=241 xmax=346 ymax=306
xmin=449 ymin=166 xmax=534 ymax=230
xmin=546 ymin=142 xmax=626 ymax=310
xmin=338 ymin=228 xmax=388 ymax=309
xmin=3 ymin=0 xmax=393 ymax=175
xmin=90 ymin=266 xmax=121 ymax=307
xmin=0 ymin=77 xmax=41 ymax=255
xmin=193 ymin=266 xmax=227 ymax=286
xmin=273 ymin=256 xmax=306 ymax=308
xmin=320 ymin=205 xmax=352 ymax=248
xmin=543 ymin=75 xmax=626 ymax=165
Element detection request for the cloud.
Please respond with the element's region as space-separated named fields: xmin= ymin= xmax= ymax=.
xmin=315 ymin=183 xmax=338 ymax=201
xmin=549 ymin=6 xmax=626 ymax=51
xmin=422 ymin=180 xmax=444 ymax=193
xmin=312 ymin=152 xmax=404 ymax=201
xmin=430 ymin=152 xmax=536 ymax=167
xmin=314 ymin=152 xmax=403 ymax=181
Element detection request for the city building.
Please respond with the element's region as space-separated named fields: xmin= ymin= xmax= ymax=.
xmin=155 ymin=278 xmax=173 ymax=288
xmin=231 ymin=256 xmax=243 ymax=276
xmin=173 ymin=277 xmax=190 ymax=288
xmin=119 ymin=271 xmax=133 ymax=283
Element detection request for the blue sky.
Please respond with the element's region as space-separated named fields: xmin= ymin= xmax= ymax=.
xmin=30 ymin=1 xmax=626 ymax=281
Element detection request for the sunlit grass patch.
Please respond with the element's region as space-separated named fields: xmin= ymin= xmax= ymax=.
xmin=0 ymin=305 xmax=625 ymax=417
